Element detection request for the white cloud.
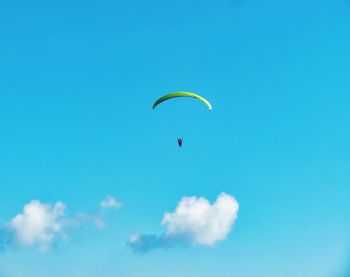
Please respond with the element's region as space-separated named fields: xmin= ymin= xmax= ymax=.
xmin=6 ymin=200 xmax=65 ymax=251
xmin=128 ymin=192 xmax=239 ymax=252
xmin=100 ymin=196 xmax=122 ymax=210
xmin=163 ymin=192 xmax=239 ymax=246
xmin=2 ymin=196 xmax=120 ymax=251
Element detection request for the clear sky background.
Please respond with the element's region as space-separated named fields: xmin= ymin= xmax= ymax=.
xmin=0 ymin=0 xmax=350 ymax=276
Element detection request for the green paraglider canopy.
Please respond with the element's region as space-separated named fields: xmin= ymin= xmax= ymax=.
xmin=152 ymin=92 xmax=212 ymax=110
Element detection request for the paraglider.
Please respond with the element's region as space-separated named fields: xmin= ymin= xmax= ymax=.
xmin=152 ymin=92 xmax=212 ymax=147
xmin=152 ymin=92 xmax=212 ymax=110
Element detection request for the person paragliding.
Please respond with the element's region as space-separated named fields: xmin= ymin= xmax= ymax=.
xmin=152 ymin=92 xmax=212 ymax=147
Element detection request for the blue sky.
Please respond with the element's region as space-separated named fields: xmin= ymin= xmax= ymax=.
xmin=0 ymin=0 xmax=350 ymax=276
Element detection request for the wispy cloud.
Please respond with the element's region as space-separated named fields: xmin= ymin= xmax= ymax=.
xmin=100 ymin=196 xmax=122 ymax=210
xmin=63 ymin=212 xmax=106 ymax=229
xmin=128 ymin=192 xmax=239 ymax=253
xmin=0 ymin=195 xmax=122 ymax=252
xmin=0 ymin=227 xmax=13 ymax=252
xmin=127 ymin=234 xmax=181 ymax=252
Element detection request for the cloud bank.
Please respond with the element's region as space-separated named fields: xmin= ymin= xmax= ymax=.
xmin=128 ymin=192 xmax=239 ymax=252
xmin=1 ymin=196 xmax=121 ymax=252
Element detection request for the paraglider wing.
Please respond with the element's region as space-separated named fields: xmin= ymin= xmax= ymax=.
xmin=152 ymin=92 xmax=212 ymax=110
